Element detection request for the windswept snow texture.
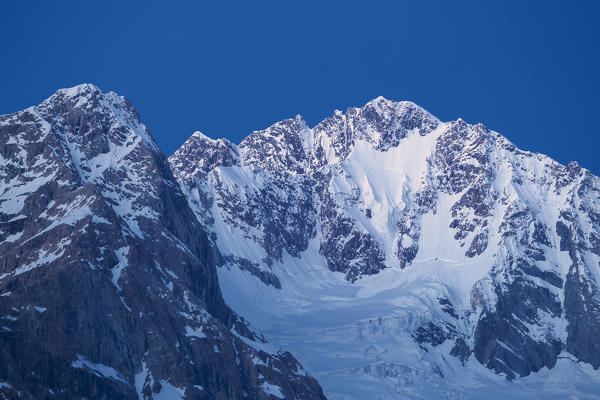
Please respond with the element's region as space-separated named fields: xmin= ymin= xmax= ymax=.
xmin=170 ymin=96 xmax=600 ymax=399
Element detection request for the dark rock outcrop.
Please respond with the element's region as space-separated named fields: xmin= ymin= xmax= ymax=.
xmin=0 ymin=84 xmax=325 ymax=399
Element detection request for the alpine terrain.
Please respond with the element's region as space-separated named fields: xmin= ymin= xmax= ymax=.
xmin=170 ymin=96 xmax=600 ymax=399
xmin=0 ymin=84 xmax=325 ymax=399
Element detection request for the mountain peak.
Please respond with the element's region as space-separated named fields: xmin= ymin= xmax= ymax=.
xmin=169 ymin=130 xmax=240 ymax=181
xmin=45 ymin=83 xmax=107 ymax=109
xmin=34 ymin=83 xmax=159 ymax=154
xmin=192 ymin=130 xmax=216 ymax=141
xmin=294 ymin=113 xmax=307 ymax=123
xmin=310 ymin=96 xmax=441 ymax=157
xmin=57 ymin=82 xmax=102 ymax=97
xmin=42 ymin=83 xmax=129 ymax=113
xmin=363 ymin=96 xmax=440 ymax=123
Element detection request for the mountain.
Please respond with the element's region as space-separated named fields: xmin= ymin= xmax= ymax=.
xmin=0 ymin=84 xmax=325 ymax=399
xmin=170 ymin=96 xmax=600 ymax=399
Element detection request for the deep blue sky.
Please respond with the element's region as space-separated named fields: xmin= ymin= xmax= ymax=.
xmin=1 ymin=1 xmax=599 ymax=173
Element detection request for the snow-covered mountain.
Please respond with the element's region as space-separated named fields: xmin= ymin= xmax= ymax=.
xmin=0 ymin=84 xmax=325 ymax=399
xmin=170 ymin=96 xmax=600 ymax=399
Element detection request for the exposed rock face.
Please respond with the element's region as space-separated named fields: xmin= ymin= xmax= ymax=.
xmin=0 ymin=84 xmax=325 ymax=399
xmin=169 ymin=95 xmax=600 ymax=396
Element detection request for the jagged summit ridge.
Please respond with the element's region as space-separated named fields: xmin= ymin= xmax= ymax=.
xmin=172 ymin=96 xmax=441 ymax=174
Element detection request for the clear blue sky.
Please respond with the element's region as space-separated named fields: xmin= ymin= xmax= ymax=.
xmin=1 ymin=1 xmax=599 ymax=173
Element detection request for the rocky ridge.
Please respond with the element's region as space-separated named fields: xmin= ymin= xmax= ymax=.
xmin=0 ymin=84 xmax=325 ymax=400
